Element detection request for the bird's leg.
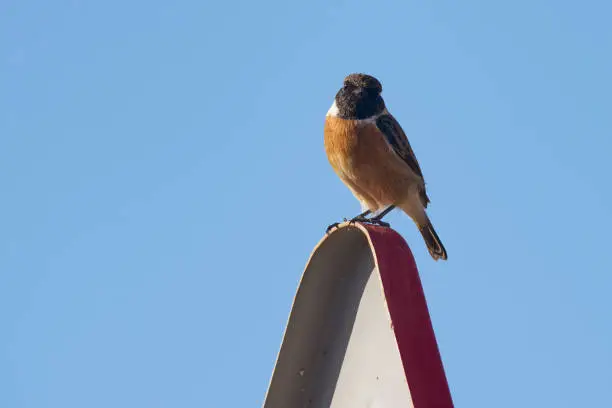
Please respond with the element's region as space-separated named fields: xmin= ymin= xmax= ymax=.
xmin=372 ymin=205 xmax=395 ymax=221
xmin=365 ymin=205 xmax=395 ymax=228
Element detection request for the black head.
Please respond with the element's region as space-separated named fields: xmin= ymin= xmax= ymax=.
xmin=343 ymin=73 xmax=383 ymax=93
xmin=332 ymin=73 xmax=385 ymax=120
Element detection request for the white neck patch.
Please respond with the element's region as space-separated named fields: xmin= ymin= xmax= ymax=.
xmin=326 ymin=100 xmax=340 ymax=117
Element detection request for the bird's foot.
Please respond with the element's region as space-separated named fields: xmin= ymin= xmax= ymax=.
xmin=326 ymin=216 xmax=367 ymax=233
xmin=325 ymin=222 xmax=341 ymax=234
xmin=347 ymin=215 xmax=369 ymax=225
xmin=326 ymin=210 xmax=380 ymax=233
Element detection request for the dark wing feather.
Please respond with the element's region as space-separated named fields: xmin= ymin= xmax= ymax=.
xmin=375 ymin=113 xmax=430 ymax=206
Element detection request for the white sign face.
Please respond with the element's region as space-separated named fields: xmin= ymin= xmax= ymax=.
xmin=330 ymin=269 xmax=413 ymax=408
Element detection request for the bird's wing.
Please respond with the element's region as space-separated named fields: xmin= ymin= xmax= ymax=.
xmin=375 ymin=113 xmax=430 ymax=205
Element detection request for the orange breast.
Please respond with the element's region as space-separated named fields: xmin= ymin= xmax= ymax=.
xmin=324 ymin=116 xmax=416 ymax=209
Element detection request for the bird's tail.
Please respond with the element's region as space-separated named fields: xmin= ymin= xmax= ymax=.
xmin=397 ymin=200 xmax=448 ymax=261
xmin=419 ymin=218 xmax=447 ymax=261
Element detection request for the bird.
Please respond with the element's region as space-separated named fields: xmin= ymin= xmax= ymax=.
xmin=323 ymin=73 xmax=447 ymax=261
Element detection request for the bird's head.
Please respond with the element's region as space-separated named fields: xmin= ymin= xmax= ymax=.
xmin=328 ymin=73 xmax=386 ymax=120
xmin=343 ymin=73 xmax=383 ymax=94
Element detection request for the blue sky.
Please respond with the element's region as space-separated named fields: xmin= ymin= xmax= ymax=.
xmin=1 ymin=0 xmax=611 ymax=406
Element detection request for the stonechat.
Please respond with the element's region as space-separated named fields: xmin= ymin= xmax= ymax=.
xmin=324 ymin=73 xmax=447 ymax=261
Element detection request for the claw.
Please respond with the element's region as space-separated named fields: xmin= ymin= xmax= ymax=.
xmin=325 ymin=222 xmax=341 ymax=234
xmin=348 ymin=215 xmax=368 ymax=225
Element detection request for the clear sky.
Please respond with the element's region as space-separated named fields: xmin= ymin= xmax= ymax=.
xmin=1 ymin=1 xmax=611 ymax=407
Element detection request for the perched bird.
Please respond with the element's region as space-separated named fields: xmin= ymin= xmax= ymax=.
xmin=324 ymin=73 xmax=447 ymax=261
